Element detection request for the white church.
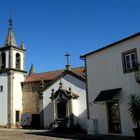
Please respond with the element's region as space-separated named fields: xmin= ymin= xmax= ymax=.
xmin=0 ymin=18 xmax=87 ymax=131
xmin=0 ymin=18 xmax=26 ymax=128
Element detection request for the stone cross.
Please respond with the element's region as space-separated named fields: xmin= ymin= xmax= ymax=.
xmin=65 ymin=52 xmax=70 ymax=66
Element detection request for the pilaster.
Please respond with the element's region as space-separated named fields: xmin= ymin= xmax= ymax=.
xmin=39 ymin=96 xmax=44 ymax=128
xmin=6 ymin=71 xmax=14 ymax=128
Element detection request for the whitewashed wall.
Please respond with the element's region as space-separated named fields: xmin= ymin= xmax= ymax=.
xmin=86 ymin=35 xmax=140 ymax=136
xmin=0 ymin=73 xmax=8 ymax=126
xmin=13 ymin=73 xmax=25 ymax=124
xmin=42 ymin=73 xmax=87 ymax=130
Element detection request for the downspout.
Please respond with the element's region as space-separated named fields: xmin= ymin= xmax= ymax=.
xmin=81 ymin=57 xmax=90 ymax=119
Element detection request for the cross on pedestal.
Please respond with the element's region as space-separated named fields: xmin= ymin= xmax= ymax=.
xmin=65 ymin=52 xmax=71 ymax=70
xmin=65 ymin=52 xmax=70 ymax=65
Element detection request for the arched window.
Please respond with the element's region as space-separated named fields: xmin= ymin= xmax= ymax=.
xmin=1 ymin=52 xmax=6 ymax=69
xmin=16 ymin=53 xmax=20 ymax=69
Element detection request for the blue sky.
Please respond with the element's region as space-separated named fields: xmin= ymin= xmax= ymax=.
xmin=0 ymin=0 xmax=140 ymax=72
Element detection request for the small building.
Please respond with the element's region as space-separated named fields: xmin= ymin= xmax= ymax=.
xmin=81 ymin=33 xmax=140 ymax=136
xmin=39 ymin=70 xmax=87 ymax=130
xmin=22 ymin=67 xmax=87 ymax=130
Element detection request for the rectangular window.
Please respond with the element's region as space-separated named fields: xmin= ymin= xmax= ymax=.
xmin=122 ymin=48 xmax=138 ymax=73
xmin=16 ymin=111 xmax=20 ymax=122
xmin=0 ymin=86 xmax=3 ymax=92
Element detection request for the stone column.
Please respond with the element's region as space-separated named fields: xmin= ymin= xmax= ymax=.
xmin=69 ymin=99 xmax=74 ymax=126
xmin=53 ymin=100 xmax=56 ymax=122
xmin=9 ymin=48 xmax=13 ymax=69
xmin=39 ymin=94 xmax=44 ymax=128
xmin=7 ymin=71 xmax=14 ymax=128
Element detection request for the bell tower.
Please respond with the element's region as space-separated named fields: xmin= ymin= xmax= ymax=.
xmin=0 ymin=18 xmax=26 ymax=128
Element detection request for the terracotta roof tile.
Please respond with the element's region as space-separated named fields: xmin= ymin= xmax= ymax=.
xmin=24 ymin=67 xmax=85 ymax=82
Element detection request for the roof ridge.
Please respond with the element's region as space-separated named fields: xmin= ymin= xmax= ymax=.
xmin=29 ymin=69 xmax=64 ymax=75
xmin=81 ymin=32 xmax=140 ymax=58
xmin=27 ymin=66 xmax=84 ymax=75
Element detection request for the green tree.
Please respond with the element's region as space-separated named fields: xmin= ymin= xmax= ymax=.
xmin=128 ymin=95 xmax=140 ymax=128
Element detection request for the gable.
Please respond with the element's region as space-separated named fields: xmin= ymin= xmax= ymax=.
xmin=24 ymin=67 xmax=85 ymax=83
xmin=41 ymin=72 xmax=86 ymax=94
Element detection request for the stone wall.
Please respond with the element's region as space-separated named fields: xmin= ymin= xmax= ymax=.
xmin=22 ymin=82 xmax=40 ymax=114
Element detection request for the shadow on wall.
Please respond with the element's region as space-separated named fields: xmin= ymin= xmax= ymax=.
xmin=63 ymin=76 xmax=85 ymax=90
xmin=41 ymin=102 xmax=53 ymax=129
xmin=49 ymin=112 xmax=86 ymax=134
xmin=76 ymin=109 xmax=87 ymax=131
xmin=41 ymin=102 xmax=87 ymax=132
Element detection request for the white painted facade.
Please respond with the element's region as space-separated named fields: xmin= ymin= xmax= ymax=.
xmin=0 ymin=73 xmax=8 ymax=125
xmin=13 ymin=73 xmax=25 ymax=124
xmin=0 ymin=40 xmax=25 ymax=127
xmin=42 ymin=73 xmax=87 ymax=130
xmin=84 ymin=35 xmax=140 ymax=136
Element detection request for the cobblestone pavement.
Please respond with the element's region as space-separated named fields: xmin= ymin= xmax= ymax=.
xmin=0 ymin=129 xmax=72 ymax=140
xmin=0 ymin=128 xmax=135 ymax=140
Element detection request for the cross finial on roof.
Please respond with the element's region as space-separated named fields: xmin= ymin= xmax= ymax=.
xmin=9 ymin=13 xmax=13 ymax=29
xmin=65 ymin=52 xmax=71 ymax=70
xmin=4 ymin=16 xmax=17 ymax=47
xmin=59 ymin=79 xmax=63 ymax=89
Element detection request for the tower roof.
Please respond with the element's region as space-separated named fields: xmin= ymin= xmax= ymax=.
xmin=4 ymin=17 xmax=17 ymax=47
xmin=29 ymin=64 xmax=36 ymax=75
xmin=20 ymin=40 xmax=25 ymax=49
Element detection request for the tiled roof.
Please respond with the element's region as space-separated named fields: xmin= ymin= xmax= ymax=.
xmin=24 ymin=67 xmax=85 ymax=82
xmin=81 ymin=32 xmax=140 ymax=58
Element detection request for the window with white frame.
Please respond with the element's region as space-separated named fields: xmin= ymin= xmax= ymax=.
xmin=122 ymin=48 xmax=138 ymax=73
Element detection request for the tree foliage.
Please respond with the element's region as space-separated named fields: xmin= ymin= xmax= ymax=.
xmin=128 ymin=95 xmax=140 ymax=128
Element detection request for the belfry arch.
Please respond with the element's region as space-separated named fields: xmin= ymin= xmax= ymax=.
xmin=1 ymin=52 xmax=6 ymax=69
xmin=16 ymin=53 xmax=20 ymax=69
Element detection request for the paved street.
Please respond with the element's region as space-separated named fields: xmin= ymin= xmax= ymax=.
xmin=0 ymin=128 xmax=135 ymax=140
xmin=0 ymin=129 xmax=72 ymax=140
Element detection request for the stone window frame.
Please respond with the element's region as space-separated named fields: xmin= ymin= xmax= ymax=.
xmin=121 ymin=48 xmax=138 ymax=73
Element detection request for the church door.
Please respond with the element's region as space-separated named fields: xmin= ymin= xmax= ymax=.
xmin=57 ymin=102 xmax=67 ymax=119
xmin=107 ymin=102 xmax=121 ymax=133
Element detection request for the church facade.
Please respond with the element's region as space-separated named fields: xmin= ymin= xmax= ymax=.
xmin=40 ymin=70 xmax=87 ymax=130
xmin=22 ymin=67 xmax=87 ymax=130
